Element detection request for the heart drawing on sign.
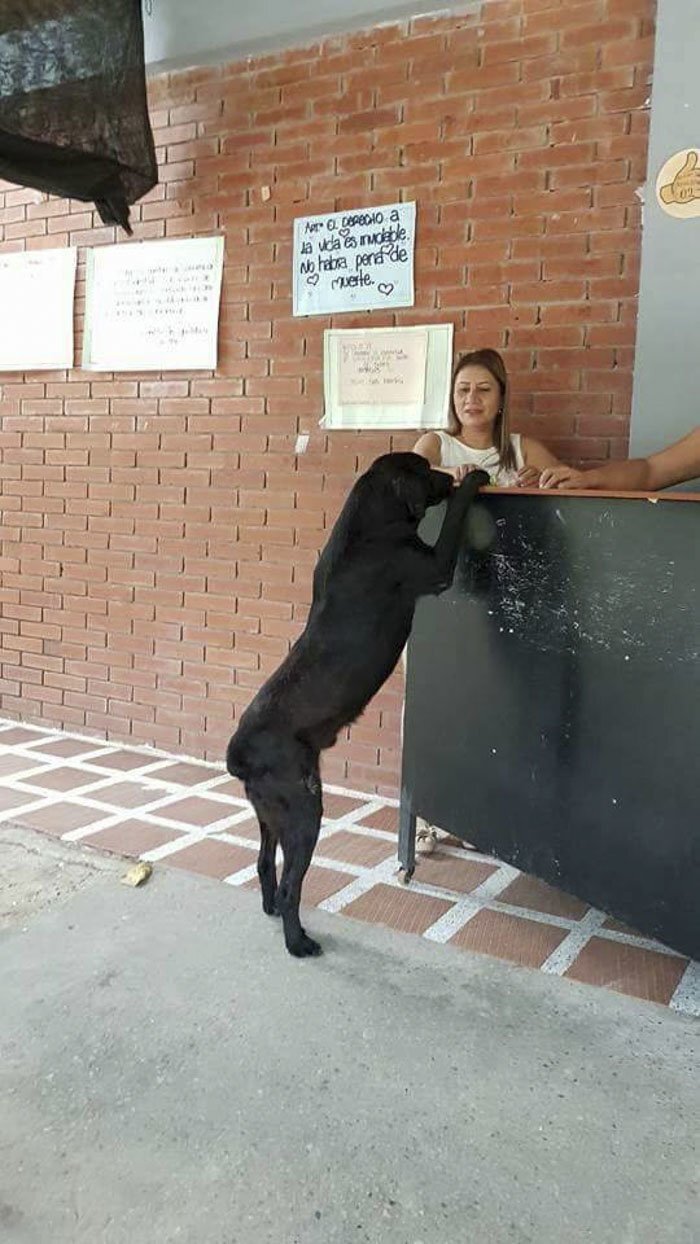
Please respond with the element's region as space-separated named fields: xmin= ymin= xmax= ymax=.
xmin=306 ymin=273 xmax=320 ymax=286
xmin=377 ymin=283 xmax=395 ymax=296
xmin=339 ymin=227 xmax=350 ymax=237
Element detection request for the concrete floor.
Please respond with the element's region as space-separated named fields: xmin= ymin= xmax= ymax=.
xmin=1 ymin=827 xmax=698 ymax=1244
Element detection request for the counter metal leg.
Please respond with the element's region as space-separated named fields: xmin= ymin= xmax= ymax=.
xmin=397 ymin=787 xmax=416 ymax=885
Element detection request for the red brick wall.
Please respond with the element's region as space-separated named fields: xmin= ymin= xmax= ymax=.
xmin=0 ymin=0 xmax=655 ymax=794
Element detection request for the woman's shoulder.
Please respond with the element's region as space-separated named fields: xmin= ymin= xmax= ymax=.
xmin=434 ymin=432 xmax=479 ymax=466
xmin=413 ymin=430 xmax=443 ymax=458
xmin=410 ymin=437 xmax=442 ymax=457
xmin=414 ymin=428 xmax=454 ymax=451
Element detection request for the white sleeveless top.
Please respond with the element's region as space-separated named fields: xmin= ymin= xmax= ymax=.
xmin=434 ymin=431 xmax=525 ymax=487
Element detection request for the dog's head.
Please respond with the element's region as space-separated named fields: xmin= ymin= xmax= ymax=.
xmin=368 ymin=452 xmax=453 ymax=521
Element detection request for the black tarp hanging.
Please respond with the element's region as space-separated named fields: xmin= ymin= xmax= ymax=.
xmin=0 ymin=0 xmax=157 ymax=233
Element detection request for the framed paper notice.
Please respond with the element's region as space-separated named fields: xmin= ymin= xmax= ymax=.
xmin=0 ymin=248 xmax=77 ymax=371
xmin=82 ymin=236 xmax=224 ymax=372
xmin=323 ymin=324 xmax=454 ymax=430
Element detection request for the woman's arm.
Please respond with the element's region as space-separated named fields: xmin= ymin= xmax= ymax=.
xmin=645 ymin=427 xmax=700 ymax=489
xmin=412 ymin=431 xmax=442 ymax=466
xmin=539 ymin=461 xmax=647 ymax=490
xmin=516 ymin=436 xmax=564 ymax=487
xmin=539 ymin=428 xmax=700 ymax=491
xmin=413 ymin=432 xmax=470 ymax=481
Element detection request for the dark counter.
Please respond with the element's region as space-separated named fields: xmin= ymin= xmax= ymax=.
xmin=400 ymin=490 xmax=699 ymax=960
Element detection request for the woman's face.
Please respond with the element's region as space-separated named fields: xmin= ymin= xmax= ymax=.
xmin=452 ymin=365 xmax=502 ymax=438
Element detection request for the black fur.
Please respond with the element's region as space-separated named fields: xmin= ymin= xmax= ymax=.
xmin=226 ymin=452 xmax=488 ymax=957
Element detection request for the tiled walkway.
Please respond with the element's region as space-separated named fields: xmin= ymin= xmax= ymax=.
xmin=1 ymin=717 xmax=698 ymax=1017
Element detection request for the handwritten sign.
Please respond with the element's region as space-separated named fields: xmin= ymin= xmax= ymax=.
xmin=0 ymin=248 xmax=77 ymax=372
xmin=323 ymin=324 xmax=453 ymax=430
xmin=293 ymin=202 xmax=415 ymax=317
xmin=338 ymin=330 xmax=428 ymax=405
xmin=82 ymin=236 xmax=224 ymax=371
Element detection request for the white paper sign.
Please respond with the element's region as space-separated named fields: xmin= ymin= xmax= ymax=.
xmin=82 ymin=236 xmax=224 ymax=372
xmin=338 ymin=330 xmax=428 ymax=405
xmin=323 ymin=324 xmax=453 ymax=431
xmin=0 ymin=248 xmax=77 ymax=372
xmin=293 ymin=202 xmax=415 ymax=317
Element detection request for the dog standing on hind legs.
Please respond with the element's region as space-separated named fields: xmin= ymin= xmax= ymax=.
xmin=226 ymin=453 xmax=488 ymax=958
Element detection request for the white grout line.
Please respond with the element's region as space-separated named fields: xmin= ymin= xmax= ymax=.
xmin=669 ymin=960 xmax=700 ymax=1018
xmin=539 ymin=908 xmax=609 ymax=976
xmin=1 ymin=769 xmax=252 ymax=833
xmin=0 ymin=763 xmax=55 ymax=781
xmin=317 ymin=857 xmax=400 ymax=913
xmin=421 ymin=863 xmax=522 ymax=943
xmin=223 ymin=863 xmax=259 ymax=887
xmin=203 ymin=834 xmax=369 ymax=881
xmin=595 ymin=927 xmax=687 ymax=960
xmin=202 ymin=829 xmax=263 ymax=851
xmin=68 ymin=807 xmax=256 ymax=848
xmin=2 ymin=752 xmax=241 ymax=800
xmin=320 ymin=798 xmax=389 ymax=828
xmin=0 ymin=797 xmax=64 ymax=825
xmin=0 ymin=732 xmax=65 ymax=749
xmin=136 ymin=816 xmax=257 ymax=865
xmin=137 ymin=828 xmax=222 ymax=861
xmin=61 ymin=813 xmax=151 ymax=843
xmin=325 ymin=822 xmax=398 ymax=843
xmin=487 ymin=901 xmax=579 ymax=932
xmin=29 ymin=747 xmax=124 ymax=764
xmin=304 ymin=854 xmax=365 ymax=877
xmin=222 ymin=855 xmax=364 ymax=890
xmin=131 ymin=809 xmax=257 ymax=835
xmin=323 ymin=782 xmax=399 ymax=807
xmin=13 ymin=776 xmax=189 ymax=806
xmin=0 ymin=718 xmax=228 ymax=771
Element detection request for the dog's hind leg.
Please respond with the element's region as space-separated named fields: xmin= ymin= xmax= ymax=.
xmin=275 ymin=770 xmax=323 ymax=958
xmin=257 ymin=821 xmax=278 ymax=916
xmin=277 ymin=824 xmax=323 ymax=957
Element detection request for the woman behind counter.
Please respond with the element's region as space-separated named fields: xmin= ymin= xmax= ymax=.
xmin=413 ymin=348 xmax=565 ymax=488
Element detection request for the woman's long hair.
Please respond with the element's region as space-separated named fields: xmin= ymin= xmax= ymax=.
xmin=448 ymin=348 xmax=515 ymax=473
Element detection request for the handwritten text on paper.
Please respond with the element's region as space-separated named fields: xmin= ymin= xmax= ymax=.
xmin=338 ymin=330 xmax=429 ymax=405
xmin=293 ymin=202 xmax=415 ymax=316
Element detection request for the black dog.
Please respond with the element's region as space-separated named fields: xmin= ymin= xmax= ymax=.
xmin=226 ymin=452 xmax=488 ymax=957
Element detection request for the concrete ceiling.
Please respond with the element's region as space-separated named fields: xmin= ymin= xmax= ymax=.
xmin=143 ymin=0 xmax=477 ymax=71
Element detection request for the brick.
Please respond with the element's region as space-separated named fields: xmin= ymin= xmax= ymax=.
xmin=602 ymin=36 xmax=655 ymax=68
xmin=475 ymin=126 xmax=549 ymax=155
xmin=482 ymin=33 xmax=558 ymax=65
xmin=524 ymin=1 xmax=604 ymax=33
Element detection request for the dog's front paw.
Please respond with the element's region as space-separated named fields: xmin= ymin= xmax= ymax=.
xmin=286 ymin=932 xmax=323 ymax=958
